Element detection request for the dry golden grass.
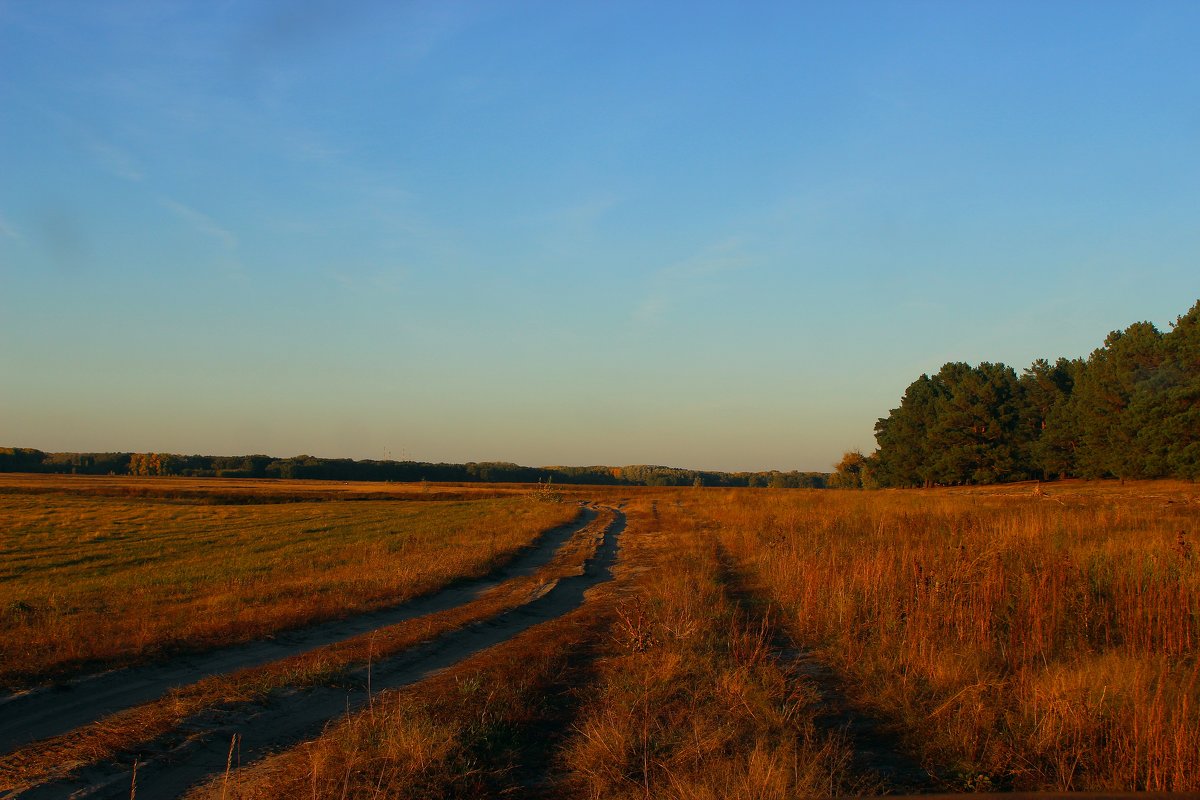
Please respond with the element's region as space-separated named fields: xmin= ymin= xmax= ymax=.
xmin=701 ymin=481 xmax=1200 ymax=791
xmin=189 ymin=499 xmax=851 ymax=800
xmin=197 ymin=608 xmax=612 ymax=800
xmin=7 ymin=476 xmax=1200 ymax=795
xmin=559 ymin=499 xmax=852 ymax=800
xmin=197 ymin=611 xmax=613 ymax=800
xmin=188 ymin=555 xmax=619 ymax=799
xmin=0 ymin=477 xmax=578 ymax=688
xmin=0 ymin=509 xmax=612 ymax=794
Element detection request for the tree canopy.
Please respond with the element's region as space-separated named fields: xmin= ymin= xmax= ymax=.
xmin=867 ymin=299 xmax=1200 ymax=486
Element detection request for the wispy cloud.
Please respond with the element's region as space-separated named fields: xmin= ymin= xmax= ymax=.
xmin=328 ymin=264 xmax=408 ymax=294
xmin=281 ymin=128 xmax=345 ymax=163
xmin=86 ymin=137 xmax=144 ymax=182
xmin=633 ymin=236 xmax=755 ymax=323
xmin=528 ymin=193 xmax=621 ymax=259
xmin=0 ymin=213 xmax=18 ymax=240
xmin=45 ymin=109 xmax=147 ymax=183
xmin=548 ymin=194 xmax=620 ymax=232
xmin=632 ymin=295 xmax=668 ymax=323
xmin=159 ymin=197 xmax=238 ymax=249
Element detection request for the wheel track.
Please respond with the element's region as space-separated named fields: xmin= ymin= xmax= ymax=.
xmin=0 ymin=506 xmax=599 ymax=756
xmin=709 ymin=538 xmax=938 ymax=793
xmin=11 ymin=508 xmax=626 ymax=800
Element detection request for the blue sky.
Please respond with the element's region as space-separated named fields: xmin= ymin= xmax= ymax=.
xmin=2 ymin=1 xmax=1197 ymax=471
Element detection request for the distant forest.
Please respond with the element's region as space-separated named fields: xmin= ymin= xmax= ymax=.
xmin=832 ymin=299 xmax=1200 ymax=488
xmin=0 ymin=448 xmax=828 ymax=489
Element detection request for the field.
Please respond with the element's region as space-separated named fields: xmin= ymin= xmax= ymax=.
xmin=1 ymin=474 xmax=1198 ymax=798
xmin=708 ymin=482 xmax=1200 ymax=791
xmin=0 ymin=475 xmax=576 ymax=688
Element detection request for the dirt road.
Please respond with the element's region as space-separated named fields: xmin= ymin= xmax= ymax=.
xmin=11 ymin=507 xmax=625 ymax=800
xmin=0 ymin=506 xmax=599 ymax=756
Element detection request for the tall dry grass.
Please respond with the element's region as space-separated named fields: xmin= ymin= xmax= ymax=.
xmin=195 ymin=584 xmax=614 ymax=799
xmin=701 ymin=482 xmax=1200 ymax=790
xmin=0 ymin=510 xmax=612 ymax=794
xmin=187 ymin=499 xmax=852 ymax=799
xmin=559 ymin=500 xmax=851 ymax=800
xmin=0 ymin=491 xmax=577 ymax=688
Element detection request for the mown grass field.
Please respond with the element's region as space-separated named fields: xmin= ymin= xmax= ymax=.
xmin=3 ymin=475 xmax=1198 ymax=796
xmin=0 ymin=475 xmax=577 ymax=689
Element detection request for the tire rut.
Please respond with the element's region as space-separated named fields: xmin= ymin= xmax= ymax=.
xmin=711 ymin=540 xmax=939 ymax=794
xmin=14 ymin=508 xmax=626 ymax=800
xmin=0 ymin=506 xmax=599 ymax=756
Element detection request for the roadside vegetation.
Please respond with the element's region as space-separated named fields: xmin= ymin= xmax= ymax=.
xmin=3 ymin=475 xmax=1198 ymax=796
xmin=706 ymin=482 xmax=1200 ymax=790
xmin=201 ymin=499 xmax=855 ymax=800
xmin=0 ymin=487 xmax=577 ymax=688
xmin=0 ymin=509 xmax=612 ymax=795
xmin=558 ymin=499 xmax=854 ymax=799
xmin=194 ymin=588 xmax=614 ymax=800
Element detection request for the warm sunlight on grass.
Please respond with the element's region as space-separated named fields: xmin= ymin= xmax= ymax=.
xmin=0 ymin=509 xmax=611 ymax=794
xmin=192 ymin=499 xmax=852 ymax=800
xmin=197 ymin=597 xmax=613 ymax=800
xmin=705 ymin=481 xmax=1200 ymax=791
xmin=559 ymin=499 xmax=852 ymax=800
xmin=0 ymin=486 xmax=577 ymax=689
xmin=5 ymin=479 xmax=1198 ymax=795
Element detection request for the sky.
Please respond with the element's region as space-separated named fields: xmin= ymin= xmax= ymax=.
xmin=1 ymin=1 xmax=1198 ymax=472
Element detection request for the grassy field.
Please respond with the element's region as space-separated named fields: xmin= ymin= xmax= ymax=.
xmin=0 ymin=476 xmax=577 ymax=688
xmin=0 ymin=508 xmax=613 ymax=794
xmin=195 ymin=497 xmax=853 ymax=799
xmin=705 ymin=481 xmax=1200 ymax=791
xmin=201 ymin=481 xmax=1200 ymax=796
xmin=4 ymin=475 xmax=1198 ymax=795
xmin=556 ymin=498 xmax=855 ymax=800
xmin=195 ymin=577 xmax=617 ymax=800
xmin=0 ymin=473 xmax=526 ymax=500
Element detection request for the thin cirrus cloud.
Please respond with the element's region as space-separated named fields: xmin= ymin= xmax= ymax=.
xmin=85 ymin=137 xmax=144 ymax=183
xmin=40 ymin=107 xmax=147 ymax=184
xmin=0 ymin=213 xmax=18 ymax=240
xmin=159 ymin=197 xmax=238 ymax=250
xmin=633 ymin=236 xmax=755 ymax=324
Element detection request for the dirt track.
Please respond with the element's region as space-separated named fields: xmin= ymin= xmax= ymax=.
xmin=0 ymin=506 xmax=599 ymax=756
xmin=10 ymin=507 xmax=625 ymax=800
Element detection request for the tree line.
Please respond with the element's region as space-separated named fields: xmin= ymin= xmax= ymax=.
xmin=832 ymin=299 xmax=1200 ymax=488
xmin=0 ymin=448 xmax=828 ymax=489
